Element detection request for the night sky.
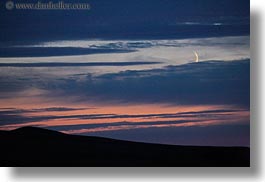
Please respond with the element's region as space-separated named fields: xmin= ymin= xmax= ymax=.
xmin=0 ymin=0 xmax=250 ymax=146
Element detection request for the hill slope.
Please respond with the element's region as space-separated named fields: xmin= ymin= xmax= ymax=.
xmin=0 ymin=127 xmax=250 ymax=167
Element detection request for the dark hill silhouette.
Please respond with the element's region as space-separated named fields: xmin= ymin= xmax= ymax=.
xmin=0 ymin=127 xmax=250 ymax=167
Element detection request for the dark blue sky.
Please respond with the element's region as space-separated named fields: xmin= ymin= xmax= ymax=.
xmin=0 ymin=0 xmax=250 ymax=41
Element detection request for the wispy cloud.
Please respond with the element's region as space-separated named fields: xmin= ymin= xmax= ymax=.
xmin=0 ymin=61 xmax=160 ymax=67
xmin=0 ymin=107 xmax=249 ymax=132
xmin=0 ymin=59 xmax=250 ymax=107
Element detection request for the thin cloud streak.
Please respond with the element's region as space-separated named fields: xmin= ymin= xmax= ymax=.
xmin=0 ymin=62 xmax=160 ymax=67
xmin=62 ymin=119 xmax=247 ymax=135
xmin=0 ymin=106 xmax=249 ymax=133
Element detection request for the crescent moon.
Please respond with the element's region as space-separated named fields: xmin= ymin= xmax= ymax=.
xmin=194 ymin=51 xmax=199 ymax=63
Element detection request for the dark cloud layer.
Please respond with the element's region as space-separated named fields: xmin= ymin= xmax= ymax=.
xmin=0 ymin=61 xmax=160 ymax=67
xmin=0 ymin=59 xmax=250 ymax=107
xmin=0 ymin=0 xmax=249 ymax=41
xmin=0 ymin=47 xmax=135 ymax=58
xmin=55 ymin=59 xmax=250 ymax=107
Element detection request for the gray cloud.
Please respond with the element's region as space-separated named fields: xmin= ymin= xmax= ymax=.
xmin=0 ymin=62 xmax=160 ymax=67
xmin=54 ymin=59 xmax=249 ymax=107
xmin=0 ymin=59 xmax=250 ymax=107
xmin=0 ymin=47 xmax=136 ymax=58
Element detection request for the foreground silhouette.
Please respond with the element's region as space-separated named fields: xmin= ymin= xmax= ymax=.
xmin=0 ymin=127 xmax=250 ymax=167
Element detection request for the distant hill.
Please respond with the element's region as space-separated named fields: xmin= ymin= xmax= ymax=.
xmin=0 ymin=127 xmax=250 ymax=167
